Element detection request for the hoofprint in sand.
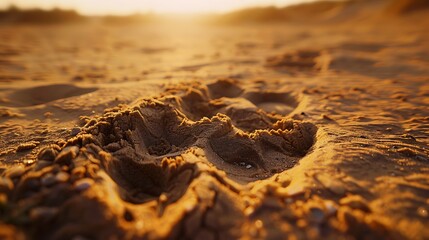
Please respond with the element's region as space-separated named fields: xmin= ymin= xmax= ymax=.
xmin=1 ymin=15 xmax=429 ymax=240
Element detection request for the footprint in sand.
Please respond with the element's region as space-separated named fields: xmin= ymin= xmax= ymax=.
xmin=72 ymin=79 xmax=317 ymax=203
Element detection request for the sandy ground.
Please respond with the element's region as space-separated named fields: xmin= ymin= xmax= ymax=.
xmin=0 ymin=15 xmax=429 ymax=239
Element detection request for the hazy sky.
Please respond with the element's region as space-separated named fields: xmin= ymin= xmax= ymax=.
xmin=0 ymin=0 xmax=318 ymax=15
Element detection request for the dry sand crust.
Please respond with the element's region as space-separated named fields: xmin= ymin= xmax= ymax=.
xmin=1 ymin=6 xmax=429 ymax=240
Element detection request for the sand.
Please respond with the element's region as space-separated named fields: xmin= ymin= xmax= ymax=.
xmin=1 ymin=1 xmax=429 ymax=239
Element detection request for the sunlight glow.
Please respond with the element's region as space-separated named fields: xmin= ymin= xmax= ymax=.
xmin=0 ymin=0 xmax=317 ymax=15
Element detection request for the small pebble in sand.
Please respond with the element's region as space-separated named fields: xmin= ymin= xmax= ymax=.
xmin=74 ymin=178 xmax=94 ymax=191
xmin=238 ymin=162 xmax=253 ymax=169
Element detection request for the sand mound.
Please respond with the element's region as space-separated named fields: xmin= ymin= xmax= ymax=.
xmin=6 ymin=84 xmax=97 ymax=107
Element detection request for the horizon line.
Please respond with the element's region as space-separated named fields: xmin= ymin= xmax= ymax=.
xmin=0 ymin=0 xmax=322 ymax=16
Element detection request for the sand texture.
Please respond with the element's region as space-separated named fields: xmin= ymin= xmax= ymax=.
xmin=1 ymin=1 xmax=429 ymax=239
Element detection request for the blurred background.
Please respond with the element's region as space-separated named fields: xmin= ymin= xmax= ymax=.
xmin=0 ymin=0 xmax=428 ymax=121
xmin=0 ymin=0 xmax=428 ymax=24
